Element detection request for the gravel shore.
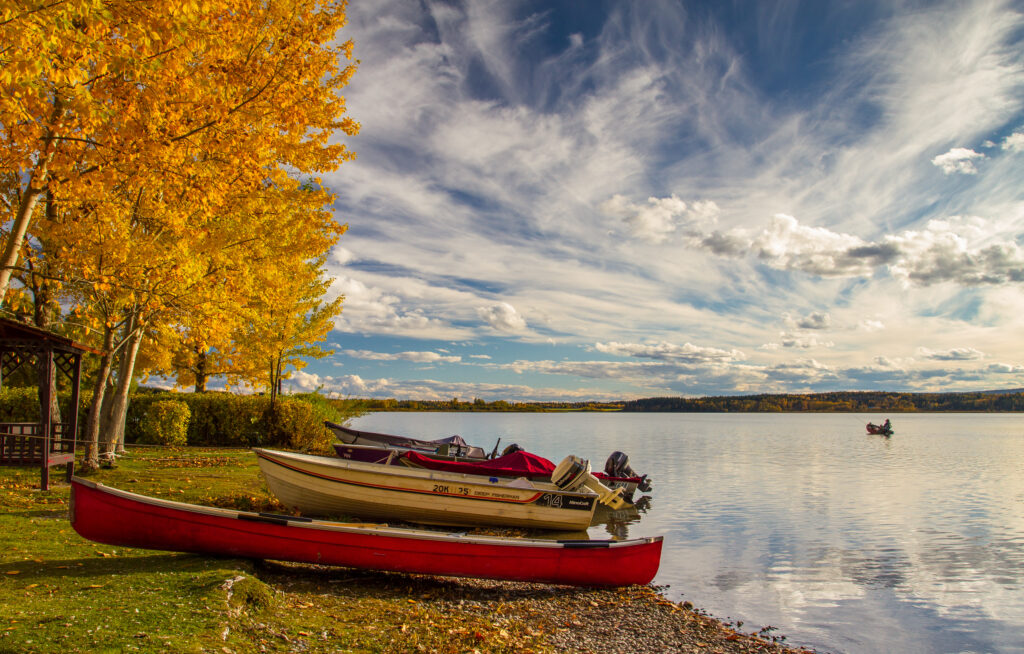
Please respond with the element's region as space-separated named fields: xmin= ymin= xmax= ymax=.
xmin=257 ymin=562 xmax=824 ymax=653
xmin=426 ymin=577 xmax=822 ymax=654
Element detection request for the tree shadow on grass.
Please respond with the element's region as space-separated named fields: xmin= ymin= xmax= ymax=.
xmin=0 ymin=552 xmax=254 ymax=582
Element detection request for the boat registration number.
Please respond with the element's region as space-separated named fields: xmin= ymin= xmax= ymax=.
xmin=432 ymin=484 xmax=471 ymax=496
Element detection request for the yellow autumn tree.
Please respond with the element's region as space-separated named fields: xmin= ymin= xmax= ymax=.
xmin=148 ymin=180 xmax=346 ymax=394
xmin=231 ymin=251 xmax=344 ymax=409
xmin=4 ymin=0 xmax=360 ymax=468
xmin=0 ymin=0 xmax=359 ymax=304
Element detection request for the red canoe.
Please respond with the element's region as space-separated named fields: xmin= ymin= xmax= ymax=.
xmin=69 ymin=477 xmax=663 ymax=587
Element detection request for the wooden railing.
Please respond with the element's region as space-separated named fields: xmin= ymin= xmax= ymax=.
xmin=0 ymin=422 xmax=75 ymax=466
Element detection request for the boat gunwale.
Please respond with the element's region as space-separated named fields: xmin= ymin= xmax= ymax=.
xmin=71 ymin=477 xmax=661 ymax=550
xmin=255 ymin=448 xmax=600 ymax=503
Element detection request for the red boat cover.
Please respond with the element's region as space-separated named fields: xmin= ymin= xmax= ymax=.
xmin=401 ymin=450 xmax=556 ymax=479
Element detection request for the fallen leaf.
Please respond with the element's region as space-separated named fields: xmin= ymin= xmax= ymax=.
xmin=5 ymin=571 xmax=19 ymax=575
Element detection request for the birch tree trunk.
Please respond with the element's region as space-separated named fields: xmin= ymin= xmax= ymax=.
xmin=0 ymin=111 xmax=58 ymax=307
xmin=98 ymin=372 xmax=117 ymax=458
xmin=82 ymin=327 xmax=117 ymax=472
xmin=101 ymin=317 xmax=143 ymax=457
xmin=194 ymin=349 xmax=208 ymax=393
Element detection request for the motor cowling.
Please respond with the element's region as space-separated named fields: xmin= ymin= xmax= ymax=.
xmin=604 ymin=451 xmax=652 ymax=493
xmin=552 ymin=455 xmax=627 ymax=510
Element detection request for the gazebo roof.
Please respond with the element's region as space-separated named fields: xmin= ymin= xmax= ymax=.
xmin=0 ymin=316 xmax=103 ymax=356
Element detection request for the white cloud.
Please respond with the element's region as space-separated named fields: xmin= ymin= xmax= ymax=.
xmin=608 ymin=204 xmax=1024 ymax=287
xmin=342 ymin=349 xmax=462 ymax=364
xmin=931 ymin=148 xmax=985 ymax=174
xmin=916 ymin=347 xmax=985 ymax=361
xmin=885 ymin=218 xmax=1024 ymax=286
xmin=601 ymin=194 xmax=719 ymax=244
xmin=787 ymin=311 xmax=832 ymax=330
xmin=767 ymin=334 xmax=835 ymax=350
xmin=987 ymin=362 xmax=1024 ymax=373
xmin=1002 ymin=131 xmax=1024 ymax=152
xmin=315 ymin=1 xmax=1024 ymax=398
xmin=594 ymin=341 xmax=745 ymax=363
xmin=330 ymin=276 xmax=476 ymax=340
xmin=752 ymin=214 xmax=875 ymax=277
xmin=477 ymin=302 xmax=527 ymax=332
xmin=288 ymin=370 xmax=325 ymax=392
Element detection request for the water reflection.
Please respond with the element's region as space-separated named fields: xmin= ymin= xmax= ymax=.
xmin=353 ymin=412 xmax=1024 ymax=654
xmin=592 ymin=495 xmax=651 ymax=539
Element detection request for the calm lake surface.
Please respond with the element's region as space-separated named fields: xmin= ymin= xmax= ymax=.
xmin=349 ymin=412 xmax=1024 ymax=654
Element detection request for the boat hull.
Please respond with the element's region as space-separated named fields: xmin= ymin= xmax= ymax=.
xmin=256 ymin=448 xmax=598 ymax=531
xmin=69 ymin=478 xmax=662 ymax=586
xmin=866 ymin=423 xmax=893 ymax=436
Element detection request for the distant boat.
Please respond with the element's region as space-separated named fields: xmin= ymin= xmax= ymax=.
xmin=866 ymin=421 xmax=894 ymax=436
xmin=255 ymin=448 xmax=605 ymax=531
xmin=69 ymin=477 xmax=663 ymax=587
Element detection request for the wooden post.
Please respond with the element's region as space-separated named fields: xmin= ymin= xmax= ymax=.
xmin=40 ymin=350 xmax=54 ymax=491
xmin=66 ymin=353 xmax=82 ymax=482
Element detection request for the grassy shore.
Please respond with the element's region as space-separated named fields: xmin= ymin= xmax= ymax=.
xmin=1 ymin=447 xmax=820 ymax=653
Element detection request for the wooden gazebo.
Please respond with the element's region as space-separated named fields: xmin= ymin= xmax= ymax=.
xmin=0 ymin=317 xmax=100 ymax=490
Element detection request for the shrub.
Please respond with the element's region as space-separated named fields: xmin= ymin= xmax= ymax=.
xmin=0 ymin=387 xmax=41 ymax=422
xmin=265 ymin=398 xmax=333 ymax=453
xmin=123 ymin=391 xmax=348 ymax=452
xmin=0 ymin=386 xmax=93 ymax=434
xmin=137 ymin=400 xmax=191 ymax=446
xmin=0 ymin=387 xmax=357 ymax=451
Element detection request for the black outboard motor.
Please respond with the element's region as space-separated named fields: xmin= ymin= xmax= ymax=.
xmin=604 ymin=451 xmax=652 ymax=493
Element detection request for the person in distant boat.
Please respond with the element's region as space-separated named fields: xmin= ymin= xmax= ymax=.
xmin=883 ymin=418 xmax=891 ymax=431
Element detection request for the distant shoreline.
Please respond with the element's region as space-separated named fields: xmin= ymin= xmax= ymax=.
xmin=338 ymin=389 xmax=1024 ymax=413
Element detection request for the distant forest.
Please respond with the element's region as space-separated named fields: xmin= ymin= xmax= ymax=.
xmin=347 ymin=390 xmax=1024 ymax=413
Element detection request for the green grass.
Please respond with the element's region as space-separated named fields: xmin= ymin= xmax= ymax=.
xmin=0 ymin=447 xmax=555 ymax=653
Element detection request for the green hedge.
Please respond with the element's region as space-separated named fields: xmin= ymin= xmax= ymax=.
xmin=136 ymin=400 xmax=190 ymax=446
xmin=0 ymin=387 xmax=90 ymax=423
xmin=0 ymin=388 xmax=339 ymax=453
xmin=124 ymin=392 xmax=335 ymax=452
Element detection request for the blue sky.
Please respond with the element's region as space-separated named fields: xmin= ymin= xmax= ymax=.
xmin=284 ymin=0 xmax=1024 ymax=402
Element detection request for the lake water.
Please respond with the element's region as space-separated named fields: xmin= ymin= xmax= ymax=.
xmin=348 ymin=411 xmax=1024 ymax=654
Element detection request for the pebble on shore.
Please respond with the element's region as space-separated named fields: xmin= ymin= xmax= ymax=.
xmin=259 ymin=561 xmax=823 ymax=654
xmin=432 ymin=577 xmax=822 ymax=654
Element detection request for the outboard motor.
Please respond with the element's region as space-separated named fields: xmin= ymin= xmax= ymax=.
xmin=552 ymin=455 xmax=628 ymax=510
xmin=604 ymin=451 xmax=652 ymax=493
